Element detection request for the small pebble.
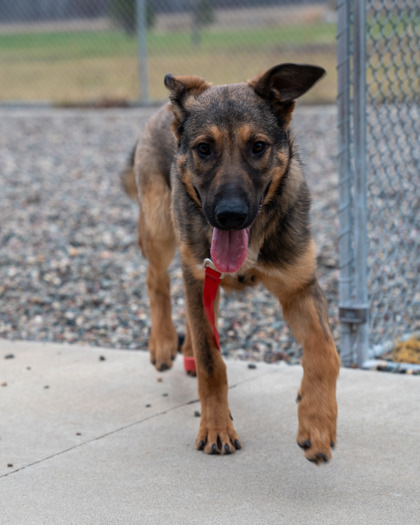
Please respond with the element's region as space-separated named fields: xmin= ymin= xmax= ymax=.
xmin=99 ymin=356 xmax=106 ymax=361
xmin=4 ymin=354 xmax=14 ymax=359
xmin=1 ymin=382 xmax=7 ymax=387
xmin=7 ymin=463 xmax=13 ymax=468
xmin=145 ymin=404 xmax=151 ymax=408
xmin=194 ymin=410 xmax=201 ymax=418
xmin=44 ymin=385 xmax=50 ymax=389
xmin=157 ymin=377 xmax=163 ymax=382
xmin=248 ymin=363 xmax=257 ymax=369
xmin=162 ymin=393 xmax=169 ymax=397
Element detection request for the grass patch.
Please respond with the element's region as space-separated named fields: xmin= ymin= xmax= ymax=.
xmin=148 ymin=22 xmax=336 ymax=54
xmin=0 ymin=30 xmax=137 ymax=61
xmin=0 ymin=22 xmax=337 ymax=104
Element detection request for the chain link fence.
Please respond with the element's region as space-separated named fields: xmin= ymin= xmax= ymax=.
xmin=0 ymin=0 xmax=337 ymax=105
xmin=337 ymin=0 xmax=419 ymax=368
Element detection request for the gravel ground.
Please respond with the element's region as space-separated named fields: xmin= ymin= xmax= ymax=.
xmin=0 ymin=105 xmax=339 ymax=365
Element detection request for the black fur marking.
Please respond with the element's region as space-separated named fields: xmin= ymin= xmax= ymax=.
xmin=193 ymin=186 xmax=202 ymax=203
xmin=129 ymin=143 xmax=137 ymax=168
xmin=177 ymin=185 xmax=211 ymax=263
xmin=258 ymin=183 xmax=312 ymax=268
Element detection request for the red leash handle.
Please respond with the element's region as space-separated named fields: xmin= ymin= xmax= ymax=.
xmin=183 ymin=259 xmax=222 ymax=373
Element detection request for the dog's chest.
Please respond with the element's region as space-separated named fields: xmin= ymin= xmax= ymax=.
xmin=219 ymin=244 xmax=262 ymax=291
xmin=221 ymin=268 xmax=260 ymax=292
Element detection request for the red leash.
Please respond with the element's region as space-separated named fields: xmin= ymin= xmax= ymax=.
xmin=202 ymin=260 xmax=222 ymax=351
xmin=184 ymin=259 xmax=222 ymax=372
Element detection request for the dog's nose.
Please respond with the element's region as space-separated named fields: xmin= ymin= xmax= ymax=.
xmin=214 ymin=198 xmax=249 ymax=230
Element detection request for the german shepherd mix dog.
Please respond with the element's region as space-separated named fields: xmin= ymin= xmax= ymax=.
xmin=127 ymin=63 xmax=340 ymax=464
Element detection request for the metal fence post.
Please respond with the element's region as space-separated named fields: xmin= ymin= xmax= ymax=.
xmin=352 ymin=0 xmax=369 ymax=366
xmin=336 ymin=0 xmax=354 ymax=366
xmin=136 ymin=0 xmax=149 ymax=105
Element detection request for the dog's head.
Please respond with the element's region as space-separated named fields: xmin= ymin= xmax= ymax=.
xmin=164 ymin=63 xmax=325 ymax=273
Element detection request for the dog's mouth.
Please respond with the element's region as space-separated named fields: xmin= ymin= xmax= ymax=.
xmin=210 ymin=227 xmax=250 ymax=274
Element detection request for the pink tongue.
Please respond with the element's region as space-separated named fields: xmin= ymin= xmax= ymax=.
xmin=210 ymin=228 xmax=249 ymax=273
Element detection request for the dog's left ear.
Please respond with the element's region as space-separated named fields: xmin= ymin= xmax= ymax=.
xmin=248 ymin=63 xmax=326 ymax=103
xmin=164 ymin=74 xmax=211 ymax=138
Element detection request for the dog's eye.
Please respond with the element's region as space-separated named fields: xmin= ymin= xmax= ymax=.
xmin=251 ymin=141 xmax=267 ymax=157
xmin=195 ymin=143 xmax=212 ymax=157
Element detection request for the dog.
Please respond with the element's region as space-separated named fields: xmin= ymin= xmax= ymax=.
xmin=124 ymin=63 xmax=340 ymax=464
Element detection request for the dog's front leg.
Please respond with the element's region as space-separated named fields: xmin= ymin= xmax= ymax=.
xmin=277 ymin=279 xmax=340 ymax=464
xmin=182 ymin=263 xmax=242 ymax=455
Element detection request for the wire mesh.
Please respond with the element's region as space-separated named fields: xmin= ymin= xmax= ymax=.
xmin=338 ymin=0 xmax=419 ymax=364
xmin=365 ymin=0 xmax=419 ymax=352
xmin=0 ymin=0 xmax=337 ymax=105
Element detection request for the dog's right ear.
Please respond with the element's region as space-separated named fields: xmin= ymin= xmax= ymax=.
xmin=248 ymin=63 xmax=325 ymax=103
xmin=164 ymin=74 xmax=211 ymax=138
xmin=248 ymin=63 xmax=325 ymax=126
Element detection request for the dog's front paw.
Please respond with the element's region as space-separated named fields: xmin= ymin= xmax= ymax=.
xmin=296 ymin=388 xmax=337 ymax=465
xmin=195 ymin=417 xmax=242 ymax=455
xmin=149 ymin=328 xmax=178 ymax=372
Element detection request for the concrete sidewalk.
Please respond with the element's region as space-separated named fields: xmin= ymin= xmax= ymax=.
xmin=1 ymin=339 xmax=419 ymax=524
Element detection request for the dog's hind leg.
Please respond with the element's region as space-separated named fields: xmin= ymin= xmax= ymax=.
xmin=137 ymin=176 xmax=178 ymax=371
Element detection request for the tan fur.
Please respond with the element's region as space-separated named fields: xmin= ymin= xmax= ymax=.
xmin=171 ymin=75 xmax=211 ymax=96
xmin=136 ymin=182 xmax=178 ymax=370
xmin=121 ymin=165 xmax=137 ymax=199
xmin=260 ymin=238 xmax=317 ymax=294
